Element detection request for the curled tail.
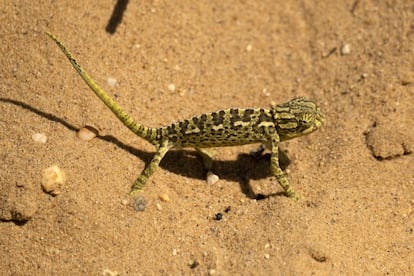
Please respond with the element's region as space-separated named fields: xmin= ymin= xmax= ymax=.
xmin=46 ymin=32 xmax=158 ymax=145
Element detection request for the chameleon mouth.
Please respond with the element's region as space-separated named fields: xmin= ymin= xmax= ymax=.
xmin=318 ymin=111 xmax=326 ymax=125
xmin=315 ymin=107 xmax=326 ymax=127
xmin=302 ymin=126 xmax=317 ymax=135
xmin=303 ymin=121 xmax=322 ymax=134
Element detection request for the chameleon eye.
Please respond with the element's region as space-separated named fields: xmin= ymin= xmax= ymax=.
xmin=299 ymin=114 xmax=313 ymax=126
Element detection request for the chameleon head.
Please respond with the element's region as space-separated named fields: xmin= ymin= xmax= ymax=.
xmin=272 ymin=97 xmax=325 ymax=141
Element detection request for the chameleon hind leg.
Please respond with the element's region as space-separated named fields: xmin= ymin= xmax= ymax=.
xmin=269 ymin=137 xmax=300 ymax=199
xmin=195 ymin=148 xmax=216 ymax=171
xmin=129 ymin=140 xmax=171 ymax=208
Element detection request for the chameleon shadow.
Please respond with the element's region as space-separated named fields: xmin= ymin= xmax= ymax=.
xmin=105 ymin=0 xmax=129 ymax=34
xmin=160 ymin=149 xmax=290 ymax=200
xmin=1 ymin=97 xmax=290 ymax=200
xmin=0 ymin=97 xmax=153 ymax=162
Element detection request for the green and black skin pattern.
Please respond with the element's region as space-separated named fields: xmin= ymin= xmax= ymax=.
xmin=46 ymin=32 xmax=325 ymax=206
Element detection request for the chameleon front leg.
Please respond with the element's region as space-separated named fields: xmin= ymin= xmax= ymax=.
xmin=269 ymin=137 xmax=300 ymax=199
xmin=250 ymin=144 xmax=266 ymax=159
xmin=251 ymin=144 xmax=291 ymax=169
xmin=129 ymin=140 xmax=172 ymax=196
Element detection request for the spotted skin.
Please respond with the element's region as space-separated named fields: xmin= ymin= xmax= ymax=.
xmin=46 ymin=32 xmax=325 ymax=206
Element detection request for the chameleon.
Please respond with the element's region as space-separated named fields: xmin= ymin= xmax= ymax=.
xmin=46 ymin=32 xmax=325 ymax=209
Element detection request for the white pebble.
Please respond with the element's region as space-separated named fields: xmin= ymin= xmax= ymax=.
xmin=341 ymin=44 xmax=351 ymax=55
xmin=168 ymin=83 xmax=176 ymax=91
xmin=121 ymin=199 xmax=129 ymax=206
xmin=208 ymin=269 xmax=216 ymax=275
xmin=206 ymin=171 xmax=219 ymax=185
xmin=262 ymin=88 xmax=270 ymax=97
xmin=107 ymin=77 xmax=117 ymax=87
xmin=32 ymin=133 xmax=47 ymax=144
xmin=264 ymin=253 xmax=270 ymax=259
xmin=246 ymin=44 xmax=253 ymax=52
xmin=77 ymin=126 xmax=98 ymax=141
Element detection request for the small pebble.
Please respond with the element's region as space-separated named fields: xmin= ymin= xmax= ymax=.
xmin=159 ymin=193 xmax=170 ymax=202
xmin=121 ymin=199 xmax=129 ymax=206
xmin=264 ymin=253 xmax=270 ymax=259
xmin=77 ymin=126 xmax=98 ymax=141
xmin=32 ymin=133 xmax=47 ymax=144
xmin=208 ymin=269 xmax=216 ymax=275
xmin=41 ymin=165 xmax=66 ymax=196
xmin=214 ymin=213 xmax=223 ymax=220
xmin=189 ymin=260 xmax=199 ymax=269
xmin=341 ymin=44 xmax=351 ymax=55
xmin=178 ymin=89 xmax=186 ymax=97
xmin=107 ymin=77 xmax=117 ymax=87
xmin=156 ymin=202 xmax=162 ymax=210
xmin=246 ymin=44 xmax=253 ymax=52
xmin=206 ymin=171 xmax=219 ymax=185
xmin=168 ymin=83 xmax=176 ymax=91
xmin=133 ymin=196 xmax=146 ymax=211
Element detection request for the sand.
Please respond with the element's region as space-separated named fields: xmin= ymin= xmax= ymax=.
xmin=1 ymin=0 xmax=413 ymax=274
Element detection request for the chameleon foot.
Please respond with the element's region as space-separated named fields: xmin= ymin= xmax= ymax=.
xmin=286 ymin=190 xmax=302 ymax=201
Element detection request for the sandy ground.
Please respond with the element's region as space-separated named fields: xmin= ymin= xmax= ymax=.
xmin=1 ymin=0 xmax=413 ymax=275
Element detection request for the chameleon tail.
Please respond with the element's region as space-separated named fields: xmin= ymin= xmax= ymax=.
xmin=46 ymin=32 xmax=158 ymax=145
